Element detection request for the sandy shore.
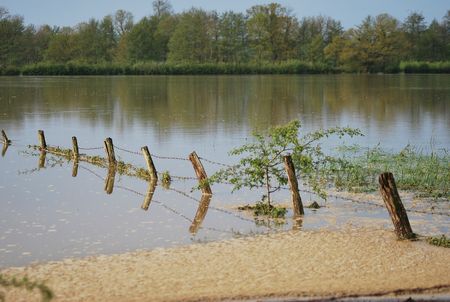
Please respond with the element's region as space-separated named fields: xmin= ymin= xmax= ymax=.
xmin=1 ymin=228 xmax=449 ymax=302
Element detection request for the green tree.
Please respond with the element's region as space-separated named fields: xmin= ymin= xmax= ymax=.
xmin=0 ymin=7 xmax=29 ymax=67
xmin=126 ymin=17 xmax=159 ymax=61
xmin=402 ymin=12 xmax=427 ymax=60
xmin=218 ymin=11 xmax=248 ymax=63
xmin=168 ymin=8 xmax=212 ymax=62
xmin=45 ymin=27 xmax=77 ymax=63
xmin=114 ymin=9 xmax=134 ymax=37
xmin=246 ymin=3 xmax=298 ymax=62
xmin=211 ymin=120 xmax=362 ymax=205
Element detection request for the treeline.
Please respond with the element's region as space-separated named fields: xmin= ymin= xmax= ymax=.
xmin=1 ymin=1 xmax=449 ymax=74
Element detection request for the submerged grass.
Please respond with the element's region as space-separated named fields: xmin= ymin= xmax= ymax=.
xmin=330 ymin=144 xmax=450 ymax=199
xmin=0 ymin=274 xmax=53 ymax=302
xmin=427 ymin=235 xmax=450 ymax=248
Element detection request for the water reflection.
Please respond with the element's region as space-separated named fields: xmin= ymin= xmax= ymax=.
xmin=38 ymin=151 xmax=46 ymax=169
xmin=189 ymin=194 xmax=212 ymax=234
xmin=0 ymin=75 xmax=448 ymax=149
xmin=104 ymin=164 xmax=117 ymax=194
xmin=1 ymin=143 xmax=8 ymax=157
xmin=141 ymin=179 xmax=157 ymax=211
xmin=72 ymin=160 xmax=79 ymax=177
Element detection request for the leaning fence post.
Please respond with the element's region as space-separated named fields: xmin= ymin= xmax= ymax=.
xmin=188 ymin=151 xmax=212 ymax=195
xmin=2 ymin=143 xmax=8 ymax=157
xmin=141 ymin=179 xmax=157 ymax=211
xmin=283 ymin=154 xmax=304 ymax=216
xmin=72 ymin=136 xmax=79 ymax=160
xmin=38 ymin=130 xmax=47 ymax=150
xmin=379 ymin=172 xmax=415 ymax=240
xmin=1 ymin=130 xmax=11 ymax=145
xmin=104 ymin=164 xmax=117 ymax=194
xmin=103 ymin=137 xmax=116 ymax=165
xmin=141 ymin=146 xmax=158 ymax=180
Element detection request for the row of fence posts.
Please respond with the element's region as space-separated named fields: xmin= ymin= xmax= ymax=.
xmin=2 ymin=129 xmax=415 ymax=240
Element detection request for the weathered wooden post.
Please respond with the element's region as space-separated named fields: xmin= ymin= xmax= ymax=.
xmin=189 ymin=151 xmax=212 ymax=195
xmin=38 ymin=151 xmax=46 ymax=169
xmin=1 ymin=130 xmax=11 ymax=145
xmin=104 ymin=164 xmax=117 ymax=194
xmin=72 ymin=136 xmax=79 ymax=160
xmin=141 ymin=146 xmax=158 ymax=180
xmin=38 ymin=130 xmax=47 ymax=150
xmin=72 ymin=161 xmax=79 ymax=177
xmin=379 ymin=172 xmax=415 ymax=240
xmin=283 ymin=154 xmax=304 ymax=216
xmin=189 ymin=194 xmax=212 ymax=234
xmin=1 ymin=143 xmax=8 ymax=157
xmin=141 ymin=179 xmax=157 ymax=211
xmin=103 ymin=137 xmax=116 ymax=165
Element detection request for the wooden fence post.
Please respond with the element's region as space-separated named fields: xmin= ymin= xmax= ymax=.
xmin=189 ymin=194 xmax=212 ymax=234
xmin=38 ymin=130 xmax=47 ymax=150
xmin=104 ymin=164 xmax=117 ymax=194
xmin=141 ymin=146 xmax=158 ymax=180
xmin=72 ymin=136 xmax=79 ymax=160
xmin=379 ymin=172 xmax=415 ymax=240
xmin=283 ymin=154 xmax=304 ymax=216
xmin=72 ymin=161 xmax=79 ymax=177
xmin=141 ymin=179 xmax=157 ymax=211
xmin=103 ymin=137 xmax=116 ymax=165
xmin=1 ymin=130 xmax=11 ymax=145
xmin=189 ymin=151 xmax=212 ymax=195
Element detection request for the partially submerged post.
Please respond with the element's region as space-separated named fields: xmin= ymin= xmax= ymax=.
xmin=283 ymin=155 xmax=304 ymax=216
xmin=38 ymin=130 xmax=47 ymax=150
xmin=1 ymin=130 xmax=11 ymax=145
xmin=189 ymin=194 xmax=212 ymax=234
xmin=141 ymin=146 xmax=158 ymax=180
xmin=141 ymin=179 xmax=157 ymax=211
xmin=38 ymin=151 xmax=46 ymax=169
xmin=72 ymin=136 xmax=79 ymax=160
xmin=72 ymin=161 xmax=79 ymax=177
xmin=104 ymin=164 xmax=117 ymax=194
xmin=103 ymin=137 xmax=116 ymax=165
xmin=189 ymin=151 xmax=212 ymax=195
xmin=379 ymin=172 xmax=415 ymax=240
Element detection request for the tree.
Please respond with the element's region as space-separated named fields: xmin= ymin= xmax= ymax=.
xmin=218 ymin=11 xmax=248 ymax=63
xmin=168 ymin=8 xmax=212 ymax=62
xmin=402 ymin=12 xmax=427 ymax=60
xmin=0 ymin=7 xmax=27 ymax=67
xmin=114 ymin=9 xmax=133 ymax=37
xmin=211 ymin=120 xmax=362 ymax=206
xmin=126 ymin=17 xmax=159 ymax=61
xmin=153 ymin=0 xmax=173 ymax=18
xmin=246 ymin=3 xmax=298 ymax=62
xmin=45 ymin=27 xmax=77 ymax=63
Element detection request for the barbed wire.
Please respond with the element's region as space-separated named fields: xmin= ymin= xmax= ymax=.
xmin=78 ymin=146 xmax=104 ymax=151
xmin=114 ymin=144 xmax=190 ymax=161
xmin=198 ymin=156 xmax=232 ymax=168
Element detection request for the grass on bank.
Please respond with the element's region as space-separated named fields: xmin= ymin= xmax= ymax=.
xmin=330 ymin=144 xmax=450 ymax=200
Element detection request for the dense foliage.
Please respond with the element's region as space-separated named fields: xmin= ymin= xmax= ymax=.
xmin=0 ymin=2 xmax=449 ymax=73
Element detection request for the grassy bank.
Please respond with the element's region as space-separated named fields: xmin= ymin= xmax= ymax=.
xmin=330 ymin=145 xmax=450 ymax=199
xmin=400 ymin=61 xmax=450 ymax=73
xmin=3 ymin=61 xmax=334 ymax=76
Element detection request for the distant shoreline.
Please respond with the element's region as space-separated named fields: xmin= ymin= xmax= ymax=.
xmin=1 ymin=61 xmax=449 ymax=76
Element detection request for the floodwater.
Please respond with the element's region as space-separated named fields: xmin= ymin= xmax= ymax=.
xmin=0 ymin=74 xmax=449 ymax=267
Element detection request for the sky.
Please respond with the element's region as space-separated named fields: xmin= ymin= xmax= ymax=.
xmin=1 ymin=0 xmax=448 ymax=29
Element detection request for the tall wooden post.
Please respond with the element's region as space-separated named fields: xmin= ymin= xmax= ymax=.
xmin=72 ymin=136 xmax=79 ymax=160
xmin=1 ymin=130 xmax=11 ymax=145
xmin=141 ymin=179 xmax=157 ymax=211
xmin=189 ymin=194 xmax=212 ymax=234
xmin=379 ymin=172 xmax=415 ymax=240
xmin=103 ymin=137 xmax=116 ymax=165
xmin=141 ymin=146 xmax=158 ymax=180
xmin=283 ymin=155 xmax=304 ymax=216
xmin=104 ymin=164 xmax=117 ymax=194
xmin=72 ymin=161 xmax=79 ymax=177
xmin=38 ymin=130 xmax=47 ymax=150
xmin=189 ymin=151 xmax=212 ymax=195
